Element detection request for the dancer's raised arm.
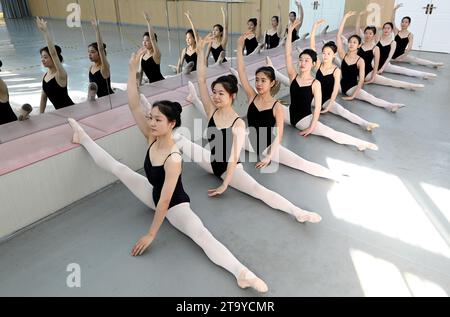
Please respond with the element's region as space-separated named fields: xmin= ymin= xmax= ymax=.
xmin=392 ymin=3 xmax=403 ymax=34
xmin=220 ymin=7 xmax=229 ymax=49
xmin=310 ymin=19 xmax=326 ymax=71
xmin=337 ymin=11 xmax=356 ymax=59
xmin=127 ymin=48 xmax=154 ymax=141
xmin=237 ymin=33 xmax=257 ymax=102
xmin=144 ymin=12 xmax=161 ymax=64
xmin=285 ymin=19 xmax=301 ymax=81
xmin=196 ymin=34 xmax=216 ymax=118
xmin=36 ymin=17 xmax=67 ymax=85
xmin=91 ymin=18 xmax=110 ymax=79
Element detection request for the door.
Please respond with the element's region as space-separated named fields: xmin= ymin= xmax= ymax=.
xmin=321 ymin=0 xmax=346 ymax=33
xmin=290 ymin=0 xmax=323 ymax=34
xmin=396 ymin=0 xmax=450 ymax=53
xmin=420 ymin=0 xmax=450 ymax=53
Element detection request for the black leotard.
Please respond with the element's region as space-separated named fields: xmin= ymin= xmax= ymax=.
xmin=315 ymin=66 xmax=337 ymax=105
xmin=141 ymin=56 xmax=165 ymax=83
xmin=89 ymin=68 xmax=114 ymax=97
xmin=210 ymin=45 xmax=227 ymax=63
xmin=265 ymin=33 xmax=280 ymax=49
xmin=286 ymin=27 xmax=300 ymax=42
xmin=358 ymin=47 xmax=375 ymax=77
xmin=340 ymin=55 xmax=361 ymax=94
xmin=144 ymin=141 xmax=190 ymax=208
xmin=184 ymin=51 xmax=198 ymax=72
xmin=377 ymin=41 xmax=393 ymax=70
xmin=247 ymin=96 xmax=277 ymax=155
xmin=393 ymin=33 xmax=410 ymax=59
xmin=0 ymin=100 xmax=18 ymax=125
xmin=289 ymin=76 xmax=316 ymax=126
xmin=244 ymin=37 xmax=258 ymax=55
xmin=206 ymin=110 xmax=241 ymax=178
xmin=42 ymin=75 xmax=75 ymax=109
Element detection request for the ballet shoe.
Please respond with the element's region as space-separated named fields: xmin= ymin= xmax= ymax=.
xmin=295 ymin=210 xmax=322 ymax=223
xmin=168 ymin=65 xmax=178 ymax=73
xmin=391 ymin=104 xmax=405 ymax=113
xmin=229 ymin=68 xmax=242 ymax=86
xmin=423 ymin=73 xmax=437 ymax=80
xmin=320 ymin=25 xmax=330 ymax=35
xmin=216 ymin=51 xmax=226 ymax=64
xmin=88 ymin=82 xmax=98 ymax=101
xmin=409 ymin=84 xmax=424 ymax=91
xmin=366 ymin=123 xmax=380 ymax=132
xmin=68 ymin=118 xmax=87 ymax=144
xmin=139 ymin=94 xmax=152 ymax=114
xmin=237 ymin=269 xmax=268 ymax=293
xmin=358 ymin=143 xmax=379 ymax=151
xmin=18 ymin=104 xmax=33 ymax=121
xmin=186 ymin=81 xmax=197 ymax=103
xmin=182 ymin=61 xmax=195 ymax=75
xmin=300 ymin=32 xmax=310 ymax=40
xmin=266 ymin=56 xmax=274 ymax=68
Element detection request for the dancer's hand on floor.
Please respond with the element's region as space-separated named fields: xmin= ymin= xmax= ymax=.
xmin=342 ymin=95 xmax=355 ymax=101
xmin=132 ymin=234 xmax=154 ymax=256
xmin=256 ymin=156 xmax=272 ymax=169
xmin=321 ymin=102 xmax=334 ymax=114
xmin=208 ymin=184 xmax=228 ymax=197
xmin=365 ymin=77 xmax=376 ymax=84
xmin=299 ymin=128 xmax=313 ymax=137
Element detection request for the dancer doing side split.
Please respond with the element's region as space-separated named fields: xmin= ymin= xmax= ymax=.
xmin=67 ymin=48 xmax=268 ymax=293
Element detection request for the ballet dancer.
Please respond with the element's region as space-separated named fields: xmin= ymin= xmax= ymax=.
xmin=309 ymin=20 xmax=380 ymax=131
xmin=206 ymin=7 xmax=228 ymax=65
xmin=391 ymin=4 xmax=444 ymax=68
xmin=264 ymin=1 xmax=282 ymax=50
xmin=67 ymin=48 xmax=268 ymax=293
xmin=175 ymin=34 xmax=322 ymax=224
xmin=285 ymin=20 xmax=379 ymax=151
xmin=36 ymin=17 xmax=75 ymax=113
xmin=376 ymin=21 xmax=436 ymax=80
xmin=337 ymin=13 xmax=406 ymax=112
xmin=88 ymin=18 xmax=114 ymax=99
xmin=139 ymin=12 xmax=165 ymax=84
xmin=0 ymin=60 xmax=32 ymax=124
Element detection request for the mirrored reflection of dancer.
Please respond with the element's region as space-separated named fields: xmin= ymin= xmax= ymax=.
xmin=1 ymin=60 xmax=33 ymax=124
xmin=139 ymin=12 xmax=165 ymax=85
xmin=88 ymin=18 xmax=114 ymax=99
xmin=206 ymin=7 xmax=228 ymax=65
xmin=36 ymin=17 xmax=75 ymax=113
xmin=174 ymin=12 xmax=198 ymax=74
xmin=264 ymin=1 xmax=282 ymax=50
